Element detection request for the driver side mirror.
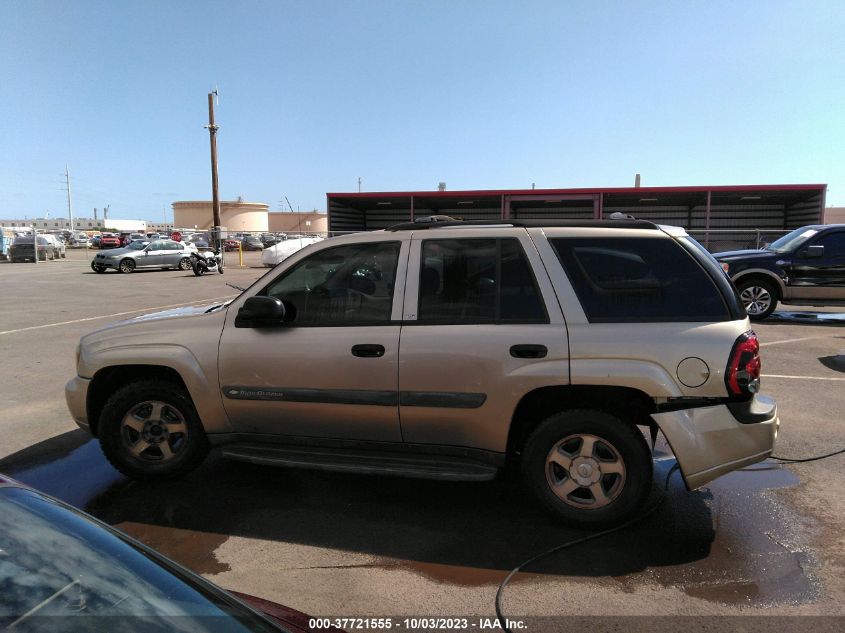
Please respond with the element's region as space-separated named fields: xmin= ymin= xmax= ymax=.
xmin=803 ymin=244 xmax=824 ymax=258
xmin=236 ymin=296 xmax=286 ymax=327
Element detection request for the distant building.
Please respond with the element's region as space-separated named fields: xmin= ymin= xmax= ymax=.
xmin=268 ymin=211 xmax=327 ymax=234
xmin=0 ymin=217 xmax=105 ymax=230
xmin=825 ymin=207 xmax=845 ymax=224
xmin=172 ymin=200 xmax=269 ymax=233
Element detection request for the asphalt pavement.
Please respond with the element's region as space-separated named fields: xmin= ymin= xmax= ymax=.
xmin=1 ymin=250 xmax=844 ymax=627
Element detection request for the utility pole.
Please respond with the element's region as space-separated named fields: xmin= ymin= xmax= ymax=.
xmin=205 ymin=89 xmax=222 ymax=254
xmin=358 ymin=177 xmax=362 ymax=193
xmin=64 ymin=165 xmax=75 ymax=231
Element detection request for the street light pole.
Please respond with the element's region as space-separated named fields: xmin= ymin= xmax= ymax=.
xmin=205 ymin=89 xmax=222 ymax=254
xmin=65 ymin=165 xmax=75 ymax=232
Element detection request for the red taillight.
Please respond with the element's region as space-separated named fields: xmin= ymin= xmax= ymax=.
xmin=726 ymin=331 xmax=761 ymax=398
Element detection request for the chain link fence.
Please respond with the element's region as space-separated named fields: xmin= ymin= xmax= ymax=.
xmin=686 ymin=229 xmax=791 ymax=253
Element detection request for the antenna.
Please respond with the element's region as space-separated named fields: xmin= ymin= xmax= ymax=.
xmin=212 ymin=85 xmax=219 ymax=105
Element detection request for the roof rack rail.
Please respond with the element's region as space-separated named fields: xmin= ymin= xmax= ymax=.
xmin=385 ymin=218 xmax=659 ymax=231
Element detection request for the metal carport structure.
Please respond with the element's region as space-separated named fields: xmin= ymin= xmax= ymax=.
xmin=328 ymin=184 xmax=827 ymax=251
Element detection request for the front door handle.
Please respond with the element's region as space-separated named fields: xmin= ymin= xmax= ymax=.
xmin=351 ymin=344 xmax=385 ymax=358
xmin=510 ymin=344 xmax=547 ymax=359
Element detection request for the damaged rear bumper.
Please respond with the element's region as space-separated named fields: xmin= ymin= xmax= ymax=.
xmin=651 ymin=394 xmax=779 ymax=490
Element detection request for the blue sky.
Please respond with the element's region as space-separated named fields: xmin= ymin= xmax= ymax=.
xmin=2 ymin=0 xmax=844 ymax=221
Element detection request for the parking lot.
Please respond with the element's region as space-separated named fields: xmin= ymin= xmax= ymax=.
xmin=1 ymin=250 xmax=844 ymax=627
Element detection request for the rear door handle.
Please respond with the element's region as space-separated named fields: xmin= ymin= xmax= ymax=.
xmin=351 ymin=344 xmax=385 ymax=358
xmin=510 ymin=344 xmax=547 ymax=359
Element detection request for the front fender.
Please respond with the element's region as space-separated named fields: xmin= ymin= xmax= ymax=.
xmin=85 ymin=343 xmax=232 ymax=434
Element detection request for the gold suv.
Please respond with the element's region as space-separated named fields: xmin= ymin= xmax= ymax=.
xmin=66 ymin=219 xmax=778 ymax=528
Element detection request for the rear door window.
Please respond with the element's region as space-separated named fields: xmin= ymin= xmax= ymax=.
xmin=550 ymin=237 xmax=730 ymax=322
xmin=418 ymin=238 xmax=547 ymax=324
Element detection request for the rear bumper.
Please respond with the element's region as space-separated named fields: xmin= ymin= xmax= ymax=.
xmin=65 ymin=375 xmax=92 ymax=433
xmin=651 ymin=394 xmax=778 ymax=490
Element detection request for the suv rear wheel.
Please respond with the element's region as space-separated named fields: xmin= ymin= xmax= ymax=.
xmin=98 ymin=380 xmax=209 ymax=480
xmin=521 ymin=409 xmax=653 ymax=528
xmin=736 ymin=277 xmax=779 ymax=320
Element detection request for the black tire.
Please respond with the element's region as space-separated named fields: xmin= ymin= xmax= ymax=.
xmin=735 ymin=276 xmax=779 ymax=321
xmin=178 ymin=257 xmax=192 ymax=271
xmin=192 ymin=263 xmax=204 ymax=276
xmin=98 ymin=380 xmax=209 ymax=481
xmin=92 ymin=263 xmax=107 ymax=273
xmin=118 ymin=258 xmax=135 ymax=274
xmin=521 ymin=409 xmax=653 ymax=529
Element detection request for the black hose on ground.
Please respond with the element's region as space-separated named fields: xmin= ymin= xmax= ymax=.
xmin=494 ymin=463 xmax=680 ymax=633
xmin=770 ymin=447 xmax=845 ymax=463
xmin=494 ymin=447 xmax=845 ymax=630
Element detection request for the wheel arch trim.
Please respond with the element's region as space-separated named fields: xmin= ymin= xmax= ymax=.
xmin=85 ymin=348 xmax=232 ymax=436
xmin=731 ymin=268 xmax=786 ymax=294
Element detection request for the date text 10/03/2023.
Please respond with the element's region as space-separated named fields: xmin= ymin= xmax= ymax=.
xmin=308 ymin=617 xmax=527 ymax=630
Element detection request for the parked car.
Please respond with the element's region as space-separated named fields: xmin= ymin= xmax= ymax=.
xmin=99 ymin=234 xmax=121 ymax=249
xmin=261 ymin=235 xmax=324 ymax=267
xmin=68 ymin=219 xmax=777 ymax=529
xmin=188 ymin=236 xmax=209 ymax=249
xmin=90 ymin=239 xmax=194 ymax=273
xmin=224 ymin=238 xmax=241 ymax=251
xmin=241 ymin=235 xmax=264 ymax=251
xmin=8 ymin=235 xmax=52 ymax=262
xmin=70 ymin=233 xmax=90 ymax=248
xmin=89 ymin=235 xmax=102 ymax=248
xmin=260 ymin=233 xmax=281 ymax=248
xmin=715 ymin=224 xmax=845 ymax=320
xmin=0 ymin=474 xmax=333 ymax=632
xmin=0 ymin=228 xmax=15 ymax=260
xmin=44 ymin=233 xmax=66 ymax=258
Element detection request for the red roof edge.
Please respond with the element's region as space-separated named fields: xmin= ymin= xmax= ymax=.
xmin=328 ymin=184 xmax=827 ymax=199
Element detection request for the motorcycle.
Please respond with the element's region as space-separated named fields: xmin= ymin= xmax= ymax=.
xmin=190 ymin=250 xmax=224 ymax=276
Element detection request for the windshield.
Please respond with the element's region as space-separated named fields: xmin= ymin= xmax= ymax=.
xmin=0 ymin=487 xmax=279 ymax=631
xmin=765 ymin=227 xmax=820 ymax=253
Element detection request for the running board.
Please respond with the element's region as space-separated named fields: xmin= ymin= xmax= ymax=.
xmin=220 ymin=443 xmax=499 ymax=482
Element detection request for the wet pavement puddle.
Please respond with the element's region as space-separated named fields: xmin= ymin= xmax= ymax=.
xmin=769 ymin=311 xmax=845 ymax=324
xmin=0 ymin=433 xmax=821 ymax=607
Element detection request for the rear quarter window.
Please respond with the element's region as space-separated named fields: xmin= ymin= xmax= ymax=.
xmin=550 ymin=237 xmax=731 ymax=323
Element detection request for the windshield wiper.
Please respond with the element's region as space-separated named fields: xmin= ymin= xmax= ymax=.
xmin=226 ymin=282 xmax=246 ymax=292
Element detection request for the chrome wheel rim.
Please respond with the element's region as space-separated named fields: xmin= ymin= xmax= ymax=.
xmin=120 ymin=260 xmax=134 ymax=273
xmin=179 ymin=258 xmax=191 ymax=270
xmin=120 ymin=400 xmax=188 ymax=462
xmin=545 ymin=434 xmax=626 ymax=509
xmin=740 ymin=285 xmax=772 ymax=315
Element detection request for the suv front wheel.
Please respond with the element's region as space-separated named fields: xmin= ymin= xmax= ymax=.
xmin=98 ymin=380 xmax=209 ymax=480
xmin=521 ymin=409 xmax=653 ymax=528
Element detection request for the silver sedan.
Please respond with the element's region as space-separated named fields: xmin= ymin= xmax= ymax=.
xmin=90 ymin=239 xmax=195 ymax=273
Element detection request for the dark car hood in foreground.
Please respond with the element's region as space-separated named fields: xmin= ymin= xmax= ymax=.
xmin=230 ymin=591 xmax=344 ymax=632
